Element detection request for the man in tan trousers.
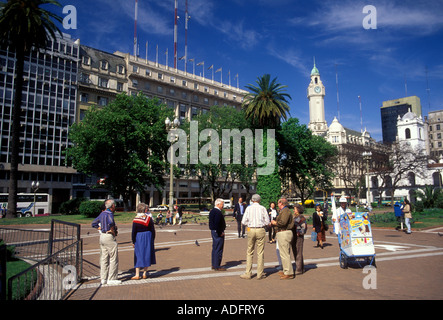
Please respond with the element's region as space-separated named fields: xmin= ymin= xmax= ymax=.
xmin=240 ymin=194 xmax=270 ymax=280
xmin=92 ymin=199 xmax=121 ymax=285
xmin=272 ymin=198 xmax=294 ymax=279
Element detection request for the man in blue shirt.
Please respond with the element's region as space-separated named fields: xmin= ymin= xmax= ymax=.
xmin=209 ymin=198 xmax=226 ymax=271
xmin=92 ymin=199 xmax=121 ymax=285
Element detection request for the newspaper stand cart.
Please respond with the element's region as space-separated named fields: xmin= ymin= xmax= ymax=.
xmin=338 ymin=211 xmax=376 ymax=269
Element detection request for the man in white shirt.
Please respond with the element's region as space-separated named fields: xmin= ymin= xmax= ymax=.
xmin=240 ymin=194 xmax=270 ymax=280
xmin=332 ymin=196 xmax=352 ymax=235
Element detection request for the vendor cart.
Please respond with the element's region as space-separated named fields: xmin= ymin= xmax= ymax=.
xmin=337 ymin=211 xmax=376 ymax=269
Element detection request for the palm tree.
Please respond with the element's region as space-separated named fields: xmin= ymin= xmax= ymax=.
xmin=242 ymin=74 xmax=291 ymax=129
xmin=415 ymin=185 xmax=442 ymax=209
xmin=0 ymin=0 xmax=62 ymax=218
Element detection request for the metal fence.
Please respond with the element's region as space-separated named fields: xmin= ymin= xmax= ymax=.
xmin=0 ymin=220 xmax=83 ymax=300
xmin=0 ymin=227 xmax=50 ymax=262
xmin=7 ymin=239 xmax=82 ymax=300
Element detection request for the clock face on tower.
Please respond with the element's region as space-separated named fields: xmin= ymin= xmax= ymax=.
xmin=314 ymin=86 xmax=321 ymax=94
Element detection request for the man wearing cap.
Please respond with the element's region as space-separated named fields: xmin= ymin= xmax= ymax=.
xmin=240 ymin=194 xmax=270 ymax=280
xmin=332 ymin=196 xmax=352 ymax=235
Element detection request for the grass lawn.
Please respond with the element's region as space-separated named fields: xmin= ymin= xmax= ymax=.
xmin=1 ymin=207 xmax=442 ymax=230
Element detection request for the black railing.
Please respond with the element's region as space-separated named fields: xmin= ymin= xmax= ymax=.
xmin=7 ymin=239 xmax=82 ymax=300
xmin=0 ymin=220 xmax=82 ymax=300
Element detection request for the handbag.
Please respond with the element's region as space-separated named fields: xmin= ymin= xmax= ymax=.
xmin=311 ymin=231 xmax=317 ymax=242
xmin=323 ymin=222 xmax=329 ymax=231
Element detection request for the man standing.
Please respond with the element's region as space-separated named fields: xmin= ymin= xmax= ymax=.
xmin=92 ymin=199 xmax=121 ymax=285
xmin=332 ymin=196 xmax=352 ymax=235
xmin=271 ymin=198 xmax=294 ymax=280
xmin=209 ymin=198 xmax=226 ymax=271
xmin=233 ymin=197 xmax=247 ymax=238
xmin=240 ymin=194 xmax=270 ymax=280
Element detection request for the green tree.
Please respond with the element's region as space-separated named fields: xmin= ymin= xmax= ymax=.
xmin=256 ymin=135 xmax=281 ymax=208
xmin=0 ymin=0 xmax=62 ymax=218
xmin=242 ymin=74 xmax=291 ymax=129
xmin=67 ymin=93 xmax=174 ymax=209
xmin=180 ymin=106 xmax=256 ymax=203
xmin=415 ymin=186 xmax=443 ymax=209
xmin=278 ymin=118 xmax=337 ymax=204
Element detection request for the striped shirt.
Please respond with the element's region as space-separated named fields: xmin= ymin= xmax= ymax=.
xmin=241 ymin=202 xmax=270 ymax=228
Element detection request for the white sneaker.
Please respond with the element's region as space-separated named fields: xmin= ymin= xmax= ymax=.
xmin=107 ymin=279 xmax=122 ymax=285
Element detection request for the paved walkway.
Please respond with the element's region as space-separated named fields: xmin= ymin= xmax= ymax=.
xmin=66 ymin=220 xmax=443 ymax=301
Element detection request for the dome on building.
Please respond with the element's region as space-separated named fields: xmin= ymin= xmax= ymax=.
xmin=311 ymin=63 xmax=320 ymax=76
xmin=401 ymin=109 xmax=417 ymax=121
xmin=328 ymin=117 xmax=344 ymax=132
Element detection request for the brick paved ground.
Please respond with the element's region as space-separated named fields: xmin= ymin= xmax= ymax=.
xmin=66 ymin=218 xmax=443 ymax=302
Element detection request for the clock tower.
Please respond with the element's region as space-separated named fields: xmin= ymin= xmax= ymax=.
xmin=307 ymin=62 xmax=328 ymax=136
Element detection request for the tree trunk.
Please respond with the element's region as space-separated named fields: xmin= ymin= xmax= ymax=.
xmin=6 ymin=48 xmax=25 ymax=218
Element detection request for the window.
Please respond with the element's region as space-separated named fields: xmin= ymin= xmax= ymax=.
xmin=146 ymin=69 xmax=151 ymax=76
xmin=80 ymin=93 xmax=88 ymax=103
xmin=405 ymin=128 xmax=411 ymax=139
xmin=132 ymin=79 xmax=138 ymax=87
xmin=117 ymin=82 xmax=124 ymax=91
xmin=98 ymin=77 xmax=109 ymax=88
xmin=98 ymin=96 xmax=108 ymax=106
xmin=117 ymin=65 xmax=126 ymax=74
xmin=82 ymin=55 xmax=91 ymax=66
xmin=437 ymin=124 xmax=441 ymax=131
xmin=100 ymin=60 xmax=109 ymax=70
xmin=170 ymin=76 xmax=176 ymax=83
xmin=158 ymin=73 xmax=163 ymax=80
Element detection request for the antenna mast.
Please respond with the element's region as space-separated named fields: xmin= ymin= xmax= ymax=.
xmin=174 ymin=0 xmax=178 ymax=69
xmin=185 ymin=0 xmax=190 ymax=73
xmin=335 ymin=63 xmax=341 ymax=121
xmin=134 ymin=0 xmax=138 ymax=57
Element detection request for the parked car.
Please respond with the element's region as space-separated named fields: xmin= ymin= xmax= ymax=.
xmin=150 ymin=205 xmax=169 ymax=212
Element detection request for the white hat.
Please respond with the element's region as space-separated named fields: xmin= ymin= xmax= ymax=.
xmin=339 ymin=196 xmax=347 ymax=203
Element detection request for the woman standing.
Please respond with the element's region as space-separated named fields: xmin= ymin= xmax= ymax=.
xmin=312 ymin=204 xmax=327 ymax=249
xmin=402 ymin=198 xmax=412 ymax=234
xmin=292 ymin=204 xmax=307 ymax=275
xmin=268 ymin=202 xmax=278 ymax=243
xmin=131 ymin=203 xmax=156 ymax=280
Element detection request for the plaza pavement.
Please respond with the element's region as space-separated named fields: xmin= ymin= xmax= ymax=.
xmin=66 ymin=218 xmax=443 ymax=301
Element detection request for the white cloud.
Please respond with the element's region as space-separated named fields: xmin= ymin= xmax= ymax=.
xmin=267 ymin=45 xmax=310 ymax=76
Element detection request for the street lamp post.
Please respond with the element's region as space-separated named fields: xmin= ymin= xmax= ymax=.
xmin=31 ymin=181 xmax=39 ymax=217
xmin=362 ymin=151 xmax=372 ymax=206
xmin=165 ymin=117 xmax=180 ymax=221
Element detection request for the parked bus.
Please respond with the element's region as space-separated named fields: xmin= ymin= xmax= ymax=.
xmin=0 ymin=193 xmax=51 ymax=218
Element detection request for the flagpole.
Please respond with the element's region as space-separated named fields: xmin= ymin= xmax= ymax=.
xmin=156 ymin=45 xmax=159 ymax=66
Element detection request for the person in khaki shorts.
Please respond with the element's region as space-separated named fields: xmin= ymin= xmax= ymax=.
xmin=92 ymin=199 xmax=121 ymax=285
xmin=271 ymin=198 xmax=294 ymax=279
xmin=240 ymin=194 xmax=270 ymax=280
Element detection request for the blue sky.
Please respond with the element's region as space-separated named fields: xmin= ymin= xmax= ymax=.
xmin=56 ymin=0 xmax=443 ymax=142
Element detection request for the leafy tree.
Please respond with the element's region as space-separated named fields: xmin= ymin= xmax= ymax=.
xmin=67 ymin=93 xmax=173 ymax=209
xmin=414 ymin=186 xmax=443 ymax=209
xmin=256 ymin=135 xmax=281 ymax=208
xmin=278 ymin=118 xmax=337 ymax=204
xmin=0 ymin=0 xmax=62 ymax=218
xmin=242 ymin=74 xmax=291 ymax=129
xmin=180 ymin=106 xmax=256 ymax=203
